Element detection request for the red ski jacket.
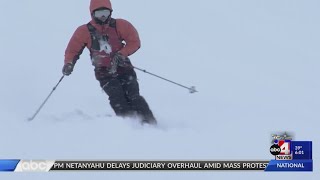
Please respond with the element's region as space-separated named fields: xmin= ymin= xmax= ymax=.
xmin=64 ymin=0 xmax=141 ymax=65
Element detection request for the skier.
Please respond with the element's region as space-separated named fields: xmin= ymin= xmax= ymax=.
xmin=62 ymin=0 xmax=156 ymax=124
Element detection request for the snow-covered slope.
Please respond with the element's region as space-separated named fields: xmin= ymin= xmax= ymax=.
xmin=0 ymin=0 xmax=319 ymax=179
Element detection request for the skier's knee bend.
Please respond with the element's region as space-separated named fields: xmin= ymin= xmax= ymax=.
xmin=126 ymin=94 xmax=142 ymax=101
xmin=101 ymin=79 xmax=122 ymax=96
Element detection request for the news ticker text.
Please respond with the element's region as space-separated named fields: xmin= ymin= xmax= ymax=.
xmin=0 ymin=160 xmax=312 ymax=172
xmin=1 ymin=160 xmax=269 ymax=171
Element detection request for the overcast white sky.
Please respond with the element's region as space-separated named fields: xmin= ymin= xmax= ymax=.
xmin=0 ymin=0 xmax=319 ymax=179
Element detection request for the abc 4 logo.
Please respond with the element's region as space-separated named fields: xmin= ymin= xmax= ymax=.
xmin=270 ymin=140 xmax=291 ymax=156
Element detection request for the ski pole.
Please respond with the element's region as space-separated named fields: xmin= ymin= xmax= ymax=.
xmin=28 ymin=75 xmax=65 ymax=121
xmin=132 ymin=66 xmax=198 ymax=93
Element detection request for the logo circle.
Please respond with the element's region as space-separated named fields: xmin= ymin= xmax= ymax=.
xmin=270 ymin=144 xmax=281 ymax=155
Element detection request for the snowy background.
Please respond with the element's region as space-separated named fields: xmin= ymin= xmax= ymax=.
xmin=0 ymin=0 xmax=319 ymax=179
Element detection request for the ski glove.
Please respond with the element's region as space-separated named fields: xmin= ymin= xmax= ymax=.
xmin=112 ymin=52 xmax=128 ymax=67
xmin=62 ymin=63 xmax=74 ymax=76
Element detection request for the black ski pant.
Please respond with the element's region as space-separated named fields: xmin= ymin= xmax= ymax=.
xmin=95 ymin=67 xmax=156 ymax=123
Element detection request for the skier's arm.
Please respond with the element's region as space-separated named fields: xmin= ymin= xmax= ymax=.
xmin=64 ymin=25 xmax=89 ymax=65
xmin=116 ymin=19 xmax=141 ymax=57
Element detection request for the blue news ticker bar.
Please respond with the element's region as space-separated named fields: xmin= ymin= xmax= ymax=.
xmin=0 ymin=160 xmax=20 ymax=171
xmin=265 ymin=160 xmax=313 ymax=172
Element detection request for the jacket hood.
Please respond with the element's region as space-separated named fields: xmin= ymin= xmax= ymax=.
xmin=90 ymin=0 xmax=113 ymax=14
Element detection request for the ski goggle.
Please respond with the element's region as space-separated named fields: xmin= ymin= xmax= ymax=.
xmin=94 ymin=9 xmax=111 ymax=18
